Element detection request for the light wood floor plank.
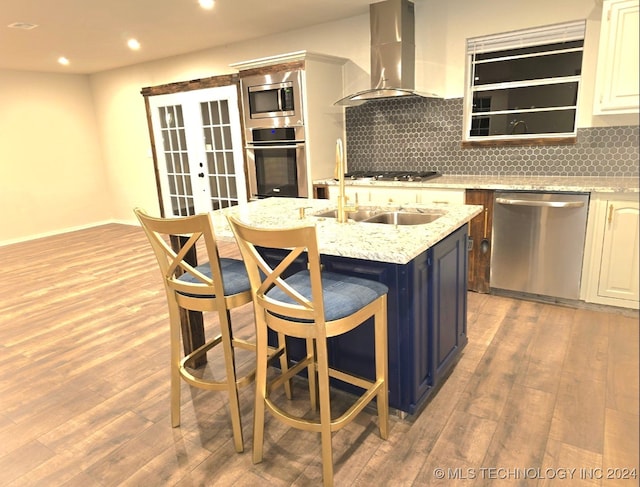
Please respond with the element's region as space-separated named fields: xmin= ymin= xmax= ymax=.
xmin=606 ymin=315 xmax=639 ymax=415
xmin=479 ymin=384 xmax=556 ymax=473
xmin=603 ymin=408 xmax=640 ymax=486
xmin=540 ymin=438 xmax=603 ymax=487
xmin=0 ymin=223 xmax=637 ymax=486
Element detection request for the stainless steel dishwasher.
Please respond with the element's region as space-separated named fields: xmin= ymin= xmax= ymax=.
xmin=491 ymin=191 xmax=589 ymax=300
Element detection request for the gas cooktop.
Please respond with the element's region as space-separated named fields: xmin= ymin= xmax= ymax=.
xmin=344 ymin=170 xmax=441 ymax=182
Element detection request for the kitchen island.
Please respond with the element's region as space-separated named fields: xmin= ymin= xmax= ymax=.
xmin=210 ymin=198 xmax=482 ymax=414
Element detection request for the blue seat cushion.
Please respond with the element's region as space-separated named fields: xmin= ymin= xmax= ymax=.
xmin=176 ymin=258 xmax=250 ymax=297
xmin=266 ymin=270 xmax=388 ymax=322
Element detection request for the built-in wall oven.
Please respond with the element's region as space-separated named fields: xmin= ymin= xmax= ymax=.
xmin=240 ymin=69 xmax=307 ymax=199
xmin=245 ymin=126 xmax=307 ymax=198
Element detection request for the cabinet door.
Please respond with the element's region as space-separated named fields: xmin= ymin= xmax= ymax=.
xmin=429 ymin=225 xmax=469 ymax=383
xmin=368 ymin=187 xmax=465 ymax=205
xmin=420 ymin=188 xmax=466 ymax=205
xmin=149 ymin=85 xmax=247 ymax=216
xmin=598 ymin=200 xmax=640 ymax=302
xmin=465 ymin=189 xmax=494 ymax=293
xmin=326 ymin=185 xmax=366 ymax=204
xmin=594 ymin=0 xmax=640 ymax=114
xmin=341 ymin=186 xmax=411 ymax=205
xmin=325 ymin=185 xmax=464 ymax=206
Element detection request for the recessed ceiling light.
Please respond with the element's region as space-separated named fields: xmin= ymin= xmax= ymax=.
xmin=199 ymin=0 xmax=215 ymax=10
xmin=8 ymin=22 xmax=38 ymax=30
xmin=58 ymin=57 xmax=70 ymax=66
xmin=127 ymin=38 xmax=141 ymax=50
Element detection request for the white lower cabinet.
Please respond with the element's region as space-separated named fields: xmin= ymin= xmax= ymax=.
xmin=416 ymin=188 xmax=466 ymax=205
xmin=582 ymin=193 xmax=640 ymax=308
xmin=327 ymin=185 xmax=465 ymax=206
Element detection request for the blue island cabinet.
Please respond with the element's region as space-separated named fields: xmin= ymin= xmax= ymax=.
xmin=261 ymin=224 xmax=469 ymax=415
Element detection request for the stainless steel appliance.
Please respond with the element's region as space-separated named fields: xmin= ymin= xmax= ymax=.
xmin=335 ymin=0 xmax=440 ymax=105
xmin=240 ymin=69 xmax=307 ymax=199
xmin=240 ymin=70 xmax=304 ymax=130
xmin=491 ymin=191 xmax=589 ymax=300
xmin=345 ymin=170 xmax=441 ymax=182
xmin=245 ymin=126 xmax=307 ymax=199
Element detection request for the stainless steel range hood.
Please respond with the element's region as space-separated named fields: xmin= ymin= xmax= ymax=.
xmin=335 ymin=0 xmax=440 ymax=106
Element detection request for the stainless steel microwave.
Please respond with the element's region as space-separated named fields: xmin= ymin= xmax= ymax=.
xmin=240 ymin=70 xmax=304 ymax=129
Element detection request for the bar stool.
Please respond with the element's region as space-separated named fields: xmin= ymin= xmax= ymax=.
xmin=134 ymin=208 xmax=287 ymax=453
xmin=227 ymin=215 xmax=389 ymax=486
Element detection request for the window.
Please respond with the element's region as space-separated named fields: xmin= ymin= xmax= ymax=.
xmin=463 ymin=20 xmax=586 ymax=144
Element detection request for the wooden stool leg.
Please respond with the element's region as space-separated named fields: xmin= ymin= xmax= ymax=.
xmin=375 ymin=298 xmax=389 ymax=440
xmin=253 ymin=315 xmax=269 ymax=464
xmin=278 ymin=332 xmax=292 ymax=400
xmin=306 ymin=338 xmax=318 ymax=411
xmin=316 ymin=339 xmax=334 ymax=486
xmin=219 ymin=309 xmax=244 ymax=453
xmin=169 ymin=304 xmax=182 ymax=428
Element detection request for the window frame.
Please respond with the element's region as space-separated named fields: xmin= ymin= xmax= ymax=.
xmin=462 ymin=20 xmax=586 ymax=146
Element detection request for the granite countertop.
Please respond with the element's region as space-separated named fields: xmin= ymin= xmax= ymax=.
xmin=316 ymin=175 xmax=640 ymax=193
xmin=210 ymin=197 xmax=482 ymax=265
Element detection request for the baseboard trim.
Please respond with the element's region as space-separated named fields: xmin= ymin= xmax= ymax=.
xmin=0 ymin=219 xmax=139 ymax=247
xmin=490 ymin=287 xmax=639 ymax=317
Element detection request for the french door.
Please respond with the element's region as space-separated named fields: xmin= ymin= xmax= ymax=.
xmin=148 ymin=85 xmax=247 ymax=216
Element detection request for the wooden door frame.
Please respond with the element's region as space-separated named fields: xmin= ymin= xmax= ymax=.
xmin=141 ymin=74 xmax=243 ymax=218
xmin=141 ymin=75 xmax=243 ymax=360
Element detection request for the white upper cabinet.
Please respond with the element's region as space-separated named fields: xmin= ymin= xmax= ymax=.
xmin=593 ymin=0 xmax=640 ymax=115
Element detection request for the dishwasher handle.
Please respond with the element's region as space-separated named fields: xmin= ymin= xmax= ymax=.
xmin=495 ymin=197 xmax=586 ymax=209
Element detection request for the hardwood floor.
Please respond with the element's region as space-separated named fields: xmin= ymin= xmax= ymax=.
xmin=0 ymin=223 xmax=638 ymax=486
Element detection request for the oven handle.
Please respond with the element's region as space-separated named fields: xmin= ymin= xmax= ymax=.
xmin=246 ymin=143 xmax=305 ymax=150
xmin=495 ymin=197 xmax=585 ymax=208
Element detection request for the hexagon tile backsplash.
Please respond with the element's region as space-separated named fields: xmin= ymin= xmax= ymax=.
xmin=345 ymin=97 xmax=639 ymax=177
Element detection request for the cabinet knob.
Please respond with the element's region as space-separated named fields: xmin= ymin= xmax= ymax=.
xmin=198 ymin=172 xmax=205 ymax=178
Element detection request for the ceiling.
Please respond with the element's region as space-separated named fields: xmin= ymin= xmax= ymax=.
xmin=1 ymin=0 xmax=373 ymax=74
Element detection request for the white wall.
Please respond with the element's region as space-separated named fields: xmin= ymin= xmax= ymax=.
xmin=429 ymin=0 xmax=638 ymax=128
xmin=0 ymin=70 xmax=110 ymax=244
xmin=2 ymin=0 xmax=637 ymax=243
xmin=88 ymin=14 xmax=371 ymax=225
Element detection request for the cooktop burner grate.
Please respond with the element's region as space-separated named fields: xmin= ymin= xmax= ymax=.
xmin=344 ymin=170 xmax=441 ymax=182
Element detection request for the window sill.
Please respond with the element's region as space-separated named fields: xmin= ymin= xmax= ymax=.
xmin=461 ymin=136 xmax=577 ymax=148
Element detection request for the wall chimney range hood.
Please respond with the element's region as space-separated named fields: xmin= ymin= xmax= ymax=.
xmin=335 ymin=0 xmax=440 ymax=106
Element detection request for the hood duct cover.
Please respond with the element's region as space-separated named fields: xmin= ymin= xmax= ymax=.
xmin=336 ymin=0 xmax=440 ymax=106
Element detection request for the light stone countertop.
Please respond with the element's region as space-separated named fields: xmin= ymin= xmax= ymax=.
xmin=315 ymin=175 xmax=639 ymax=193
xmin=210 ymin=197 xmax=483 ymax=265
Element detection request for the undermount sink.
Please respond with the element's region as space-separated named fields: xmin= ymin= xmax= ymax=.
xmin=314 ymin=207 xmax=445 ymax=225
xmin=314 ymin=208 xmax=379 ymax=221
xmin=362 ymin=211 xmax=443 ymax=225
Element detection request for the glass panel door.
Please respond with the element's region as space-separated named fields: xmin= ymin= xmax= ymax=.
xmin=149 ymin=85 xmax=247 ymax=216
xmin=157 ymin=104 xmax=194 ymax=216
xmin=201 ymin=99 xmax=240 ymax=210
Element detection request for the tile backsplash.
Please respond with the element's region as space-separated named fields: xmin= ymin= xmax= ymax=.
xmin=345 ymin=97 xmax=639 ymax=177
